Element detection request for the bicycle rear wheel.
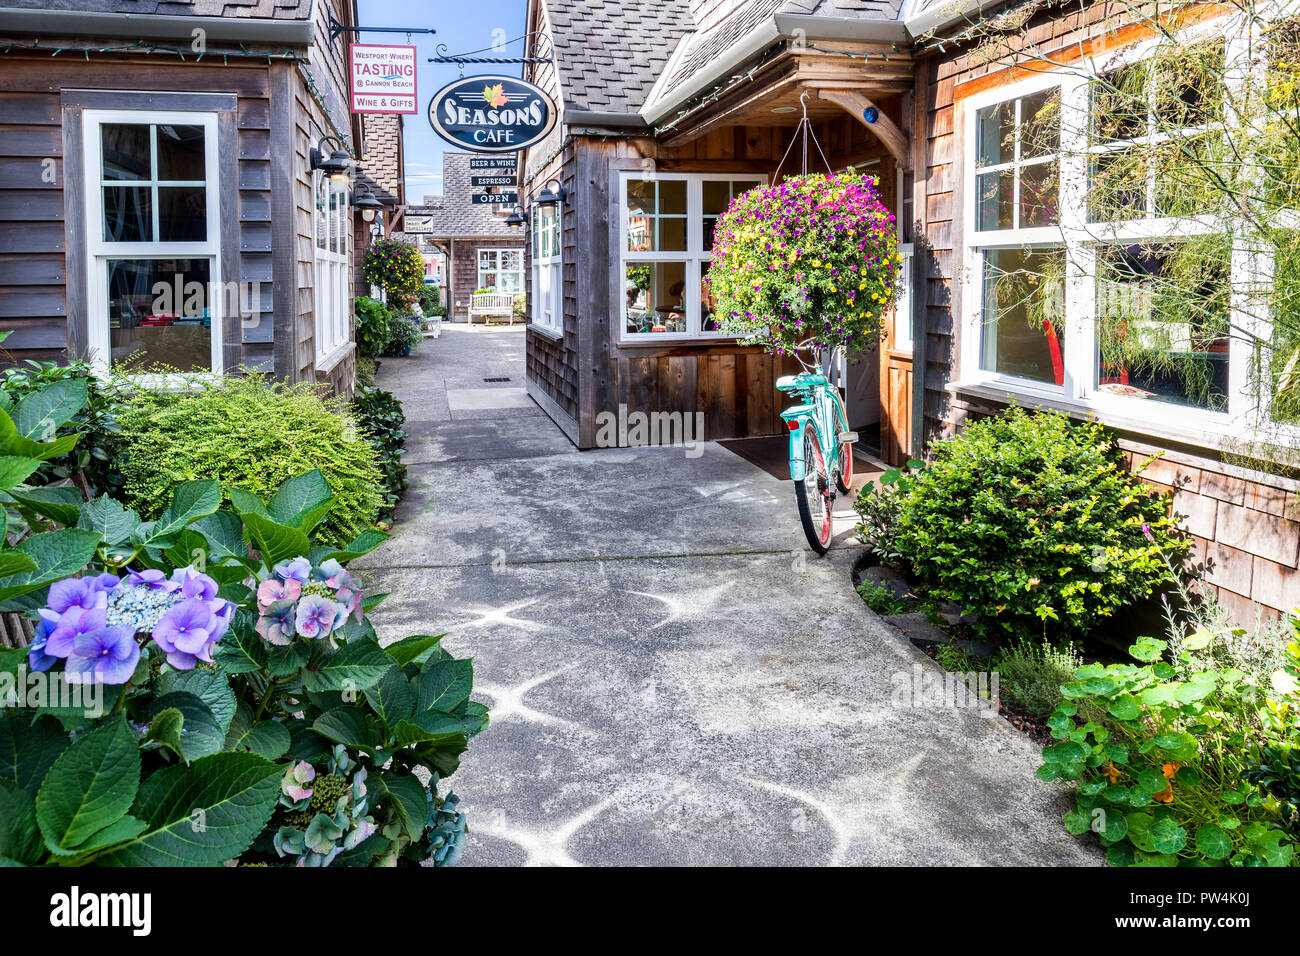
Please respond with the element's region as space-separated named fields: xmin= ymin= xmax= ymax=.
xmin=832 ymin=391 xmax=854 ymax=495
xmin=795 ymin=423 xmax=833 ymax=554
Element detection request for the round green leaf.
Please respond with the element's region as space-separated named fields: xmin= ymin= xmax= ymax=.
xmin=1194 ymin=824 xmax=1232 ymax=860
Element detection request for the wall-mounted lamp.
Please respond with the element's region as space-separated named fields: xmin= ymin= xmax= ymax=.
xmin=352 ymin=186 xmax=385 ymax=222
xmin=504 ymin=204 xmax=528 ymax=230
xmin=310 ymin=135 xmax=358 ymax=183
xmin=534 ymin=177 xmax=567 ymax=207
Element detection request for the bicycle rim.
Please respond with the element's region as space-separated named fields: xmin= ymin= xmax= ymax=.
xmin=795 ymin=424 xmax=832 ymax=553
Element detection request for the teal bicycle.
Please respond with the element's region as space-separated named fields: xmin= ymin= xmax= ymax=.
xmin=777 ymin=353 xmax=857 ymax=554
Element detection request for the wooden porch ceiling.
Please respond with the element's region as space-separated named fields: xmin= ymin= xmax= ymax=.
xmin=659 ymin=40 xmax=913 ymax=167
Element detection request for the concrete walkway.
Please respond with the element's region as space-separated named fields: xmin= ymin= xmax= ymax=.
xmin=358 ymin=324 xmax=1098 ymax=866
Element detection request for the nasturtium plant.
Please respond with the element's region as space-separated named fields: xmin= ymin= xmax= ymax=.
xmin=1040 ymin=635 xmax=1294 ymax=867
xmin=707 ymin=169 xmax=901 ymax=354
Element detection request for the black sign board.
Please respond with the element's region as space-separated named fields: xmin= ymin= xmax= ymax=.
xmin=428 ymin=75 xmax=555 ymax=154
xmin=470 ymin=157 xmax=517 ymax=170
xmin=471 ymin=175 xmax=516 ymax=187
xmin=472 ymin=191 xmax=518 ymax=205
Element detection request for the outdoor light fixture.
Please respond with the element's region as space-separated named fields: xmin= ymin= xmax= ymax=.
xmin=533 ymin=178 xmax=567 ymax=207
xmin=505 ymin=204 xmax=528 ymax=230
xmin=352 ymin=186 xmax=384 ymax=222
xmin=310 ymin=135 xmax=357 ymax=183
xmin=771 ymin=106 xmax=796 ymax=114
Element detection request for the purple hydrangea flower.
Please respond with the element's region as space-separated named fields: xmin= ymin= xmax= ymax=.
xmin=65 ymin=625 xmax=140 ymax=685
xmin=45 ymin=606 xmax=107 ymax=658
xmin=27 ymin=610 xmax=62 ymax=673
xmin=171 ymin=566 xmax=218 ymax=601
xmin=295 ymin=595 xmax=339 ymax=640
xmin=128 ymin=569 xmax=176 ymax=591
xmin=274 ymin=557 xmax=312 ymax=583
xmin=47 ymin=577 xmax=108 ymax=614
xmin=257 ymin=600 xmax=297 ymax=646
xmin=152 ymin=599 xmax=215 ymax=669
xmin=257 ymin=576 xmax=302 ymax=608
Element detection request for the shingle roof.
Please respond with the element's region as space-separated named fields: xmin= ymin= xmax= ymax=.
xmin=409 ymin=152 xmax=519 ymax=239
xmin=546 ymin=0 xmax=695 ymax=113
xmin=0 ymin=0 xmax=311 ymax=17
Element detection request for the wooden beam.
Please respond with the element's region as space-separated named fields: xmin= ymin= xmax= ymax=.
xmin=817 ymin=89 xmax=910 ymax=170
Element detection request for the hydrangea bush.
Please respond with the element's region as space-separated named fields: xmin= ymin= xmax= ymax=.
xmin=706 ymin=170 xmax=901 ymax=354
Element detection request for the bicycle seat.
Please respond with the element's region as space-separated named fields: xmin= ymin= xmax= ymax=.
xmin=776 ymin=372 xmax=829 ymax=392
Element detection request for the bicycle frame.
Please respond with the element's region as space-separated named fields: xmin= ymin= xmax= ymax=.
xmin=776 ymin=350 xmax=851 ymax=482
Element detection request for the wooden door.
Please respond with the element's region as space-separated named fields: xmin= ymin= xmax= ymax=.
xmin=879 ymin=243 xmax=914 ymax=465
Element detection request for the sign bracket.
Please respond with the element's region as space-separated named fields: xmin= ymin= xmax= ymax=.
xmin=328 ymin=12 xmax=436 ymax=48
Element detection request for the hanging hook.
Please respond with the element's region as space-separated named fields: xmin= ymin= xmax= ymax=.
xmin=799 ymin=89 xmax=809 ymax=121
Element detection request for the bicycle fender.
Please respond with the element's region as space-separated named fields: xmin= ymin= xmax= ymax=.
xmin=780 ymin=406 xmax=814 ymax=481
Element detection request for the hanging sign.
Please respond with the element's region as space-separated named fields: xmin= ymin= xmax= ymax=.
xmin=470 ymin=157 xmax=517 ymax=170
xmin=427 ymin=75 xmax=555 ymax=153
xmin=472 ymin=174 xmax=516 ymax=187
xmin=350 ymin=44 xmax=417 ymax=114
xmin=404 ymin=215 xmax=435 ymax=234
xmin=472 ymin=191 xmax=518 ymax=205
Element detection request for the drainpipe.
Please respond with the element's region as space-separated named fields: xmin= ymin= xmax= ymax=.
xmin=909 ymin=243 xmax=927 ymax=461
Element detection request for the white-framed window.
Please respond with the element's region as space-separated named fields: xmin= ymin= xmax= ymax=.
xmin=957 ymin=16 xmax=1286 ymax=446
xmin=477 ymin=249 xmax=524 ymax=294
xmin=532 ymin=203 xmax=561 ymax=330
xmin=313 ymin=172 xmax=350 ymax=362
xmin=618 ymin=172 xmax=766 ymax=341
xmin=83 ymin=110 xmax=221 ymax=374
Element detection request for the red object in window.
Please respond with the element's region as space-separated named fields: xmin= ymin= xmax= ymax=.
xmin=1043 ymin=324 xmax=1064 ymax=386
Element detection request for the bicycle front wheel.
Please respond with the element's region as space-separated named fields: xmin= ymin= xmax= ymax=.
xmin=794 ymin=423 xmax=833 ymax=554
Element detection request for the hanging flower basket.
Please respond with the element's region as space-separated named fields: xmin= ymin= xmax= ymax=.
xmin=362 ymin=238 xmax=424 ymax=304
xmin=706 ymin=170 xmax=901 ymax=355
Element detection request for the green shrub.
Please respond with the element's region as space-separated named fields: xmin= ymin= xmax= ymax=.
xmin=354 ymin=296 xmax=392 ymax=360
xmin=856 ymin=580 xmax=908 ymax=615
xmin=857 ymin=406 xmax=1189 ymax=638
xmin=115 ymin=374 xmax=384 ymax=548
xmin=416 ymin=284 xmax=440 ymax=313
xmin=352 ymin=386 xmax=407 ymax=521
xmin=995 ymin=638 xmax=1082 ymax=719
xmin=382 ymin=314 xmax=423 ymax=357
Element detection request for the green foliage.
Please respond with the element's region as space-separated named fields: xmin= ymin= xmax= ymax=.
xmin=114 ymin=374 xmax=385 ymax=549
xmin=996 ymin=637 xmax=1083 ymax=720
xmin=1039 ymin=633 xmax=1294 ymax=867
xmin=857 ymin=406 xmax=1188 ymax=638
xmin=351 ymin=387 xmax=407 ymax=522
xmin=381 ymin=315 xmax=423 ymax=357
xmin=354 ymin=296 xmax=393 ymax=360
xmin=853 ymin=458 xmax=926 ymax=565
xmin=1244 ymin=610 xmax=1300 ymax=838
xmin=856 ymin=581 xmax=908 ymax=615
xmin=416 ymin=284 xmax=441 ymax=314
xmin=355 ymin=356 xmax=377 ymax=389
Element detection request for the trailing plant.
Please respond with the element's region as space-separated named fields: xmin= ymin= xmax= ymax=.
xmin=0 ymin=468 xmax=486 ymax=867
xmin=362 ymin=238 xmax=424 ymax=304
xmin=354 ymin=296 xmax=393 ymax=360
xmin=1244 ymin=609 xmax=1300 ymax=839
xmin=1039 ymin=633 xmax=1293 ymax=867
xmin=858 ymin=406 xmax=1189 ymax=639
xmin=853 ymin=458 xmax=926 ymax=565
xmin=114 ymin=374 xmax=385 ymax=549
xmin=856 ymin=581 xmax=908 ymax=616
xmin=707 ymin=169 xmax=901 ymax=354
xmin=351 ymin=386 xmax=407 ymax=522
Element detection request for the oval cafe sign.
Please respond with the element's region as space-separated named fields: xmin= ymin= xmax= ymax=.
xmin=427 ymin=74 xmax=556 ymax=154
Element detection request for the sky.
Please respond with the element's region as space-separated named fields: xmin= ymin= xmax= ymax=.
xmin=357 ymin=0 xmax=529 ymax=201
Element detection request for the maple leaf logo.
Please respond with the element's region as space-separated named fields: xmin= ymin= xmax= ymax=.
xmin=482 ymin=83 xmax=508 ymax=108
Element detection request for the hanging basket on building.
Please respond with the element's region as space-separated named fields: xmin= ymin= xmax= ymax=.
xmin=362 ymin=238 xmax=425 ymax=306
xmin=707 ymin=168 xmax=901 ymax=356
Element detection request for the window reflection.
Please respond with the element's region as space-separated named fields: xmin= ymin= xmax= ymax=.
xmin=107 ymin=258 xmax=212 ymax=371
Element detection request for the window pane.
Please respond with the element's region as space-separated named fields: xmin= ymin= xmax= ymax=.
xmin=1271 ymin=232 xmax=1300 ymax=424
xmin=625 ymin=262 xmax=687 ymax=334
xmin=981 ymin=247 xmax=1066 ymax=384
xmin=658 ymin=216 xmax=687 ymax=251
xmin=103 ymin=186 xmax=153 ymax=242
xmin=101 ymin=124 xmax=151 ymax=180
xmin=1019 ymin=160 xmax=1059 ymax=227
xmin=701 ymin=260 xmax=720 ymax=331
xmin=1089 ymin=149 xmax=1146 ymax=222
xmin=156 ymin=125 xmax=206 ymax=180
xmin=976 ymin=169 xmax=1013 ymax=231
xmin=659 ymin=180 xmax=687 ymax=215
xmin=976 ymin=101 xmax=1015 ymax=168
xmin=107 ymin=257 xmax=212 ymax=371
xmin=1020 ymin=89 xmax=1060 ymax=160
xmin=627 ymin=214 xmax=651 ymax=252
xmin=502 ymin=250 xmax=522 ymax=271
xmin=626 ymin=179 xmax=654 ymax=215
xmin=1153 ymin=43 xmax=1224 ymax=129
xmin=703 ymin=181 xmax=732 ymax=215
xmin=158 ymin=186 xmax=206 ymax=241
xmin=1092 ymin=68 xmax=1148 ymax=143
xmin=1095 ymin=243 xmax=1229 ymax=410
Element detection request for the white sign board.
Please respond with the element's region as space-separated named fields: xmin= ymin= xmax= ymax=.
xmin=404 ymin=215 xmax=435 ymax=234
xmin=350 ymin=44 xmax=417 ymax=114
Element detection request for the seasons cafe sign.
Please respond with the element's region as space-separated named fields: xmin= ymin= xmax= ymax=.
xmin=427 ymin=75 xmax=556 ymax=154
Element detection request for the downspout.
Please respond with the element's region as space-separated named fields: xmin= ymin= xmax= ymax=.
xmin=909 ymin=243 xmax=927 ymax=460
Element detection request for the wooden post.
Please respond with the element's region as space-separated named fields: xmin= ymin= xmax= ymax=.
xmin=817 ymin=90 xmax=910 ymax=170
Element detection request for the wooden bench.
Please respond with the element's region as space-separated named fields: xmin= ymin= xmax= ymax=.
xmin=468 ymin=292 xmax=517 ymax=325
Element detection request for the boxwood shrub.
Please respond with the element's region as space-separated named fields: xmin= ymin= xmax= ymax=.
xmin=115 ymin=374 xmax=385 ymax=548
xmin=857 ymin=406 xmax=1190 ymax=638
